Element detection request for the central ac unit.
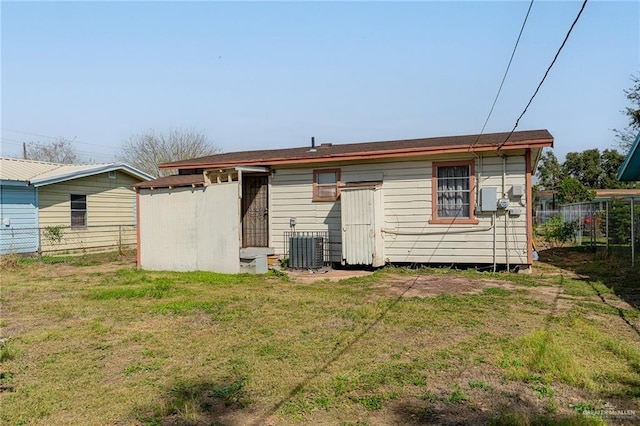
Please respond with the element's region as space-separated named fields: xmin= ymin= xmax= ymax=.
xmin=289 ymin=236 xmax=324 ymax=269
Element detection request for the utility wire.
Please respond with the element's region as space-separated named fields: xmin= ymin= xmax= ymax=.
xmin=470 ymin=0 xmax=535 ymax=150
xmin=1 ymin=128 xmax=115 ymax=149
xmin=2 ymin=128 xmax=61 ymax=140
xmin=497 ymin=0 xmax=588 ymax=150
xmin=0 ymin=138 xmax=116 ymax=162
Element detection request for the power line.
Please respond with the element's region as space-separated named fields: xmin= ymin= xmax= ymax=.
xmin=1 ymin=128 xmax=60 ymax=140
xmin=470 ymin=0 xmax=535 ymax=150
xmin=497 ymin=0 xmax=589 ymax=150
xmin=1 ymin=128 xmax=116 ymax=149
xmin=0 ymin=138 xmax=117 ymax=162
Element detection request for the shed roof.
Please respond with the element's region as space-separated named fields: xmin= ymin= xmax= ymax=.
xmin=594 ymin=188 xmax=640 ymax=199
xmin=617 ymin=132 xmax=640 ymax=181
xmin=537 ymin=188 xmax=640 ymax=202
xmin=134 ymin=173 xmax=204 ymax=189
xmin=0 ymin=157 xmax=153 ymax=186
xmin=160 ymin=129 xmax=553 ymax=170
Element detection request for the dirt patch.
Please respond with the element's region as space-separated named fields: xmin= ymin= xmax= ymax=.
xmin=159 ymin=399 xmax=265 ymax=426
xmin=372 ymin=274 xmax=509 ymax=298
xmin=372 ymin=273 xmax=557 ymax=300
xmin=287 ymin=268 xmax=579 ymax=317
xmin=286 ymin=268 xmax=373 ymax=284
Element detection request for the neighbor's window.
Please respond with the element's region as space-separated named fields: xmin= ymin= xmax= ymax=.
xmin=430 ymin=161 xmax=478 ymax=224
xmin=70 ymin=194 xmax=87 ymax=228
xmin=313 ymin=169 xmax=340 ymax=201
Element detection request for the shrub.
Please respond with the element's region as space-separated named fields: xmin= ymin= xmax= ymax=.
xmin=43 ymin=225 xmax=64 ymax=245
xmin=542 ymin=215 xmax=576 ymax=246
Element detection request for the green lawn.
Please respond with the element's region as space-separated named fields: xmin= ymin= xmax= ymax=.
xmin=1 ymin=250 xmax=639 ymax=425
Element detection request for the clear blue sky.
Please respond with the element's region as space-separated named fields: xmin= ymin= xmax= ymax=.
xmin=1 ymin=1 xmax=638 ymax=164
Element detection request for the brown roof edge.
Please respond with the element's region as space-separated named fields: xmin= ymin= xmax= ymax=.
xmin=159 ymin=129 xmax=552 ymax=169
xmin=162 ymin=138 xmax=553 ymax=170
xmin=133 ymin=173 xmax=204 ymax=189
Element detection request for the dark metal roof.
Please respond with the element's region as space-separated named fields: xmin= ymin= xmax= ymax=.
xmin=160 ymin=129 xmax=553 ymax=170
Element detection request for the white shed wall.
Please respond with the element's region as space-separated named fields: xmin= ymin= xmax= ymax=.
xmin=139 ymin=183 xmax=240 ymax=273
xmin=270 ymin=152 xmax=530 ymax=265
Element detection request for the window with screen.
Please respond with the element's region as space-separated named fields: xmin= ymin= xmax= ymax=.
xmin=70 ymin=194 xmax=87 ymax=228
xmin=430 ymin=161 xmax=478 ymax=224
xmin=313 ymin=169 xmax=340 ymax=201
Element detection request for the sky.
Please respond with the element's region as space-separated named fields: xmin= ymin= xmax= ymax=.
xmin=1 ymin=1 xmax=639 ymax=164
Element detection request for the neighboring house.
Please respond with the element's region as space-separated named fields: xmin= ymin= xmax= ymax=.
xmin=618 ymin=132 xmax=640 ymax=182
xmin=135 ymin=129 xmax=553 ymax=273
xmin=0 ymin=158 xmax=152 ymax=254
xmin=536 ymin=188 xmax=640 ymax=218
xmin=535 ymin=189 xmax=560 ymax=216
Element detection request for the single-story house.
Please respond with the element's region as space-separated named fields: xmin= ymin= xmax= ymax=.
xmin=0 ymin=158 xmax=153 ymax=254
xmin=617 ymin=132 xmax=640 ymax=182
xmin=134 ymin=129 xmax=553 ymax=273
xmin=535 ymin=189 xmax=560 ymax=214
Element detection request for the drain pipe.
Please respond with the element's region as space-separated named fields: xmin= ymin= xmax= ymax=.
xmin=493 ymin=211 xmax=497 ymax=272
xmin=502 ymin=155 xmax=510 ymax=272
xmin=505 ymin=209 xmax=510 ymax=272
xmin=382 ymin=225 xmax=494 ymax=236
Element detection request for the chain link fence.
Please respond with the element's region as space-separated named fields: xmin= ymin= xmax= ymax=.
xmin=0 ymin=225 xmax=136 ymax=256
xmin=536 ymin=198 xmax=640 ymax=266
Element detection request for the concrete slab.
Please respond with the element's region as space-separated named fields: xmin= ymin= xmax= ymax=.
xmin=240 ymin=247 xmax=275 ymax=258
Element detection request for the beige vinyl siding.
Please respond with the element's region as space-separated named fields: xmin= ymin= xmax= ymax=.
xmin=37 ymin=171 xmax=140 ymax=252
xmin=382 ymin=154 xmax=527 ymax=264
xmin=270 ymin=169 xmax=341 ymax=259
xmin=270 ymin=152 xmax=530 ymax=265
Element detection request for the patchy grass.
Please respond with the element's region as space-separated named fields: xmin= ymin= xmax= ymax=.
xmin=0 ymin=251 xmax=638 ymax=425
xmin=0 ymin=253 xmax=20 ymax=270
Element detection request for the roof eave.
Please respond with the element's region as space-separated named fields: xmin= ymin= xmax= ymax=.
xmin=31 ymin=164 xmax=154 ymax=187
xmin=160 ymin=139 xmax=553 ymax=171
xmin=617 ymin=132 xmax=640 ymax=182
xmin=0 ymin=179 xmax=30 ymax=187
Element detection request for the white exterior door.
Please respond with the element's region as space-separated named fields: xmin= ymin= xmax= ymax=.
xmin=340 ymin=186 xmax=384 ymax=266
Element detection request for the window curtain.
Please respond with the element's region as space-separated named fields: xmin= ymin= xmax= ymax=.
xmin=437 ymin=166 xmax=470 ymax=218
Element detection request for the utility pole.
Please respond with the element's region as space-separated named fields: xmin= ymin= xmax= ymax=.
xmin=22 ymin=143 xmax=27 ymax=160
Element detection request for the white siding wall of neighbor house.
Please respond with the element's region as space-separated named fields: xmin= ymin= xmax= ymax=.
xmin=270 ymin=152 xmax=530 ymax=265
xmin=139 ymin=182 xmax=240 ymax=273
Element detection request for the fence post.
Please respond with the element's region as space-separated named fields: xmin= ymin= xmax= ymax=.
xmin=632 ymin=199 xmax=635 ymax=268
xmin=606 ymin=201 xmax=609 ymax=256
xmin=118 ymin=225 xmax=123 ymax=254
xmin=37 ymin=227 xmax=43 ymax=262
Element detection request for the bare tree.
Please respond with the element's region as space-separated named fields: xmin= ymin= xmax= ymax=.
xmin=118 ymin=128 xmax=220 ymax=177
xmin=26 ymin=138 xmax=78 ymax=164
